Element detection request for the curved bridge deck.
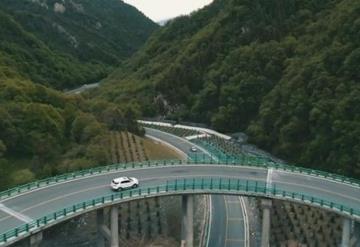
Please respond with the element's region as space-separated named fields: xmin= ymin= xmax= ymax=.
xmin=0 ymin=161 xmax=359 ymax=246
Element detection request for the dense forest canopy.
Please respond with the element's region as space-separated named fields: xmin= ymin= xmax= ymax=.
xmin=99 ymin=0 xmax=360 ymax=177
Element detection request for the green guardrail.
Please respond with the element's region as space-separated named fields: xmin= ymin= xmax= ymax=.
xmin=1 ymin=177 xmax=359 ymax=245
xmin=2 ymin=153 xmax=358 ymax=203
xmin=143 ymin=125 xmax=360 ymax=187
xmin=0 ymin=159 xmax=182 ymax=201
xmin=188 ymin=153 xmax=360 ymax=188
xmin=3 ymin=154 xmax=357 ymax=204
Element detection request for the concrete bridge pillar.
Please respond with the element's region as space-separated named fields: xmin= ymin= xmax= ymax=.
xmin=261 ymin=199 xmax=272 ymax=247
xmin=30 ymin=232 xmax=43 ymax=247
xmin=96 ymin=209 xmax=105 ymax=247
xmin=110 ymin=206 xmax=119 ymax=247
xmin=181 ymin=195 xmax=194 ymax=247
xmin=341 ymin=218 xmax=351 ymax=247
xmin=351 ymin=220 xmax=360 ymax=247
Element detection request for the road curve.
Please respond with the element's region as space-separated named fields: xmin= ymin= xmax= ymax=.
xmin=0 ymin=131 xmax=359 ymax=246
xmin=1 ymin=164 xmax=360 ymax=245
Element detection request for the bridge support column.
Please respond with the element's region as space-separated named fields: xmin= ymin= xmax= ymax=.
xmin=353 ymin=221 xmax=360 ymax=247
xmin=181 ymin=195 xmax=194 ymax=247
xmin=110 ymin=206 xmax=119 ymax=247
xmin=30 ymin=232 xmax=43 ymax=247
xmin=261 ymin=199 xmax=272 ymax=247
xmin=97 ymin=209 xmax=105 ymax=247
xmin=341 ymin=218 xmax=351 ymax=247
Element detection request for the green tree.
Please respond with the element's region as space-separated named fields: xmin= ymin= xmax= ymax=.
xmin=11 ymin=169 xmax=35 ymax=185
xmin=0 ymin=140 xmax=6 ymax=157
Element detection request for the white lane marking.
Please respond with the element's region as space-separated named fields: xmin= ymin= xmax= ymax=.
xmin=206 ymin=195 xmax=213 ymax=247
xmin=0 ymin=203 xmax=32 ymax=223
xmin=266 ymin=168 xmax=273 ymax=193
xmin=199 ymin=195 xmax=210 ymax=247
xmin=224 ymin=196 xmax=229 ymax=247
xmin=239 ymin=197 xmax=250 ymax=247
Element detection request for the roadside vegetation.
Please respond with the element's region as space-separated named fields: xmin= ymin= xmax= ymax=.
xmin=0 ymin=77 xmax=145 ymax=190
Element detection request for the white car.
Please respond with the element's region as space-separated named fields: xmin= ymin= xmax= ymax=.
xmin=190 ymin=146 xmax=197 ymax=152
xmin=110 ymin=177 xmax=139 ymax=191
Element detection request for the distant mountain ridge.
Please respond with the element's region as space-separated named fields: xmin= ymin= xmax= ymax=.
xmin=157 ymin=18 xmax=172 ymax=26
xmin=0 ymin=0 xmax=158 ymax=89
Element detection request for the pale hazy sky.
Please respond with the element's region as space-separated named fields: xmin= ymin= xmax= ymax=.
xmin=123 ymin=0 xmax=214 ymax=22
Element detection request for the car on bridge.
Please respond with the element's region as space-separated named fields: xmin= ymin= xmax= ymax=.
xmin=111 ymin=177 xmax=139 ymax=191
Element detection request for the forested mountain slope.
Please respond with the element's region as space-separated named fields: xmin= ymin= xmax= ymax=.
xmin=0 ymin=0 xmax=157 ymax=89
xmin=0 ymin=0 xmax=156 ymax=189
xmin=0 ymin=75 xmax=142 ymax=189
xmin=99 ymin=0 xmax=360 ymax=177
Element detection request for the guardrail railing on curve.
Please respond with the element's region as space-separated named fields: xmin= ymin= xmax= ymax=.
xmin=2 ymin=154 xmax=359 ymax=203
xmin=1 ymin=177 xmax=359 ymax=245
xmin=143 ymin=124 xmax=360 ymax=188
xmin=188 ymin=153 xmax=360 ymax=188
xmin=0 ymin=159 xmax=182 ymax=201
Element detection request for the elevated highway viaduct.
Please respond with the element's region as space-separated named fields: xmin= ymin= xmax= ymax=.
xmin=0 ymin=129 xmax=359 ymax=247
